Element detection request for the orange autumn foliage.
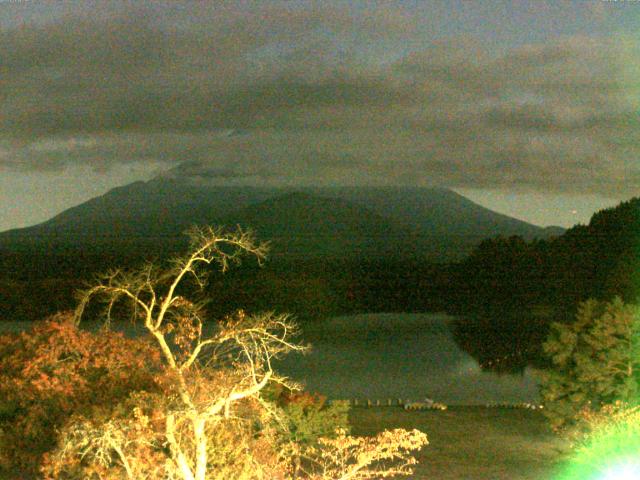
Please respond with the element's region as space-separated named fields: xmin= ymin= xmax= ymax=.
xmin=0 ymin=312 xmax=162 ymax=474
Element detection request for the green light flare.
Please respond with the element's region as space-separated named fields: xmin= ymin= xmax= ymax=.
xmin=557 ymin=452 xmax=640 ymax=480
xmin=600 ymin=461 xmax=640 ymax=480
xmin=555 ymin=411 xmax=640 ymax=480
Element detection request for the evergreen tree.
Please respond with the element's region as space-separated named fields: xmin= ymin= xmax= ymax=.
xmin=538 ymin=297 xmax=640 ymax=432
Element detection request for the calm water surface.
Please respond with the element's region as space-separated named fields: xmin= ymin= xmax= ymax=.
xmin=275 ymin=313 xmax=540 ymax=405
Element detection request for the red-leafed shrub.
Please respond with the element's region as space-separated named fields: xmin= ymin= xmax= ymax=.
xmin=280 ymin=390 xmax=327 ymax=409
xmin=0 ymin=312 xmax=162 ymax=473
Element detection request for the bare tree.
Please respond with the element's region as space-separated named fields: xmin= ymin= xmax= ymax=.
xmin=70 ymin=226 xmax=305 ymax=479
xmin=55 ymin=226 xmax=427 ymax=480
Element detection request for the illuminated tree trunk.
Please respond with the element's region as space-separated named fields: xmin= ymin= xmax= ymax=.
xmin=193 ymin=417 xmax=208 ymax=480
xmin=166 ymin=413 xmax=196 ymax=480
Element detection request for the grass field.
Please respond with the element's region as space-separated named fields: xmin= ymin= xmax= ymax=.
xmin=349 ymin=406 xmax=571 ymax=480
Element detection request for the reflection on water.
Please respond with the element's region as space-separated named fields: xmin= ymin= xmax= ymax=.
xmin=275 ymin=313 xmax=540 ymax=405
xmin=451 ymin=312 xmax=551 ymax=374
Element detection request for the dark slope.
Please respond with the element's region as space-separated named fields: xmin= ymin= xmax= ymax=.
xmin=551 ymin=197 xmax=640 ymax=301
xmin=223 ymin=191 xmax=419 ymax=258
xmin=457 ymin=196 xmax=640 ymax=314
xmin=309 ymin=186 xmax=558 ymax=240
xmin=1 ymin=181 xmax=276 ymax=239
xmin=0 ymin=179 xmax=564 ymax=259
xmin=450 ymin=196 xmax=640 ymax=374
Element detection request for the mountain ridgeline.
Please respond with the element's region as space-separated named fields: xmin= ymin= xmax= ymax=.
xmin=0 ymin=179 xmax=562 ymax=261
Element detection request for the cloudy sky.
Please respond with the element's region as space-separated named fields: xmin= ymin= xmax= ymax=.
xmin=1 ymin=0 xmax=639 ymax=231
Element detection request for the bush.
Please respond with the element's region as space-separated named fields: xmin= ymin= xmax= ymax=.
xmin=537 ymin=297 xmax=640 ymax=432
xmin=0 ymin=313 xmax=161 ymax=474
xmin=277 ymin=389 xmax=351 ymax=445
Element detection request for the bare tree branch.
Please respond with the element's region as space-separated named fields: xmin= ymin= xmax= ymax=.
xmin=60 ymin=225 xmax=427 ymax=480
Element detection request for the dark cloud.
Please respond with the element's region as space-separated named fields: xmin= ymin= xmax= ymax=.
xmin=164 ymin=159 xmax=277 ymax=183
xmin=0 ymin=2 xmax=639 ymax=196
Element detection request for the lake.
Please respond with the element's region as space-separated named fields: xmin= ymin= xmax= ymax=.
xmin=0 ymin=313 xmax=540 ymax=405
xmin=276 ymin=313 xmax=540 ymax=405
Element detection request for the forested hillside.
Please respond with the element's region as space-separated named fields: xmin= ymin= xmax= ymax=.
xmin=452 ymin=197 xmax=640 ymax=372
xmin=457 ymin=197 xmax=640 ymax=314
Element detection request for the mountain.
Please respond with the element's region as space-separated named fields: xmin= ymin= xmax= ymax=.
xmin=223 ymin=191 xmax=419 ymax=258
xmin=0 ymin=179 xmax=564 ymax=260
xmin=306 ymin=186 xmax=561 ymax=239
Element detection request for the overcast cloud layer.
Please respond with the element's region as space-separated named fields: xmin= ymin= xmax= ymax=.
xmin=1 ymin=1 xmax=639 ymax=196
